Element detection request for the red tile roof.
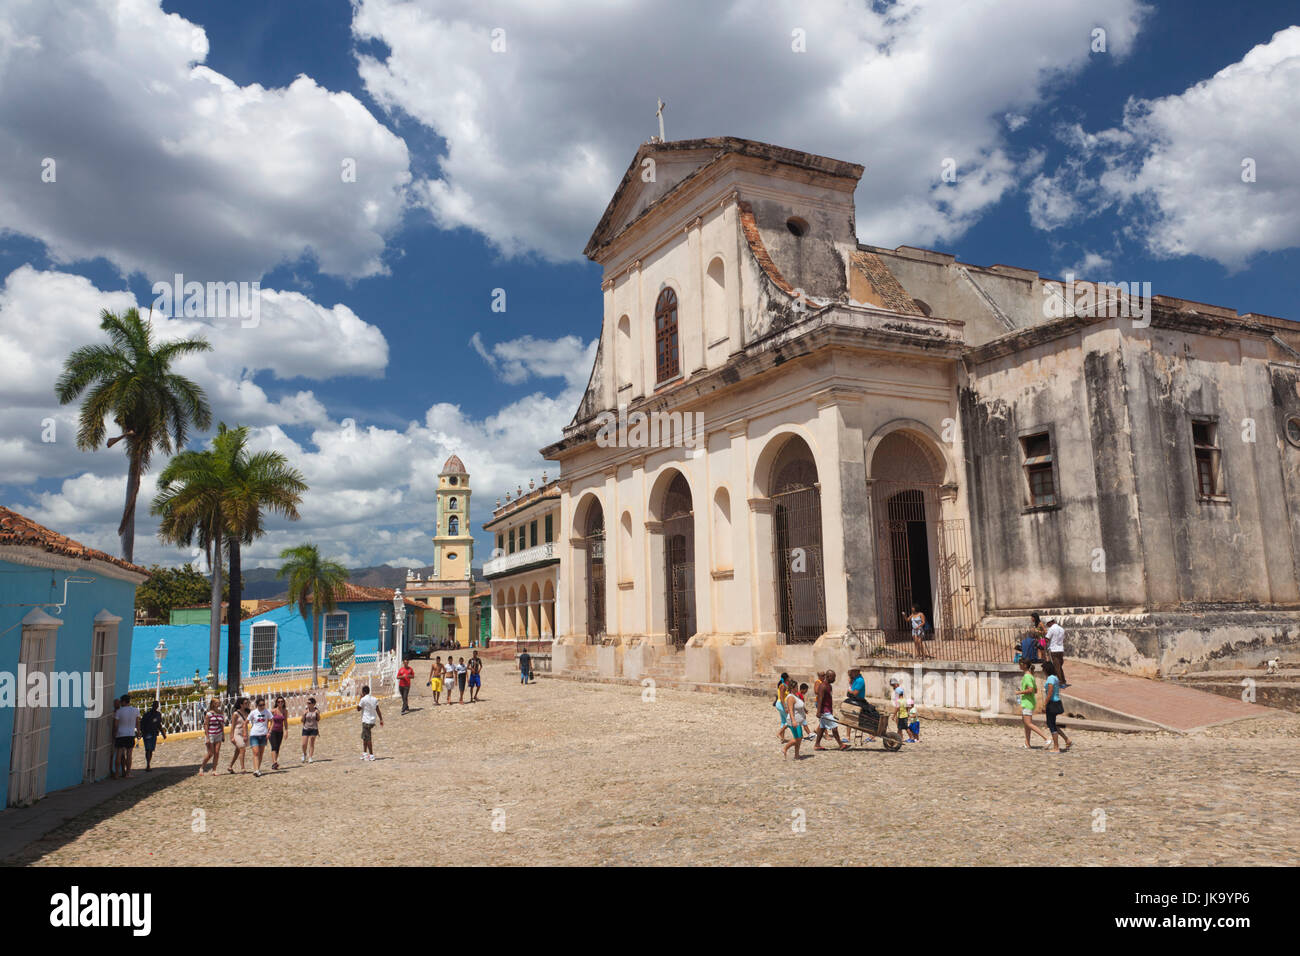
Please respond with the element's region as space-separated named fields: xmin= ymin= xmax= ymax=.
xmin=0 ymin=505 xmax=149 ymax=576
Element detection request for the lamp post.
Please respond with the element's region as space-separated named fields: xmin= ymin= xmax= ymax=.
xmin=153 ymin=638 xmax=168 ymax=706
xmin=392 ymin=588 xmax=405 ymax=659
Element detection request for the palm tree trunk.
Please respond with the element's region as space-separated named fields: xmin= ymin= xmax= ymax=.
xmin=311 ymin=610 xmax=319 ymax=690
xmin=208 ymin=533 xmax=222 ymax=692
xmin=227 ymin=538 xmax=242 ymax=697
xmin=119 ymin=450 xmax=142 ymax=563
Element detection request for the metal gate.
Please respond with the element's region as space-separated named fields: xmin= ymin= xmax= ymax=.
xmin=774 ymin=457 xmax=826 ymax=642
xmin=83 ymin=624 xmax=117 ymax=783
xmin=9 ymin=623 xmax=57 ymax=807
xmin=663 ymin=474 xmax=695 ymax=647
xmin=873 ymin=481 xmax=976 ymax=636
xmin=585 ymin=509 xmax=605 ymax=643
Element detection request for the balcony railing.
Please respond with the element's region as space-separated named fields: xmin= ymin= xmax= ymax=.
xmin=483 ymin=540 xmax=557 ymax=577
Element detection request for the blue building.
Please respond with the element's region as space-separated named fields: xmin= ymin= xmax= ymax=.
xmin=128 ymin=583 xmax=419 ymax=686
xmin=0 ymin=506 xmax=146 ymax=808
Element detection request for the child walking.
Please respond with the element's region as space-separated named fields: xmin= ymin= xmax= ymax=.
xmin=782 ymin=682 xmax=810 ymax=759
xmin=1017 ymin=659 xmax=1051 ymax=748
xmin=357 ymin=685 xmax=383 ymax=761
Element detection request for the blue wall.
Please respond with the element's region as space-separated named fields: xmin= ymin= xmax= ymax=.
xmin=128 ymin=598 xmax=404 ymax=685
xmin=0 ymin=558 xmax=138 ymax=808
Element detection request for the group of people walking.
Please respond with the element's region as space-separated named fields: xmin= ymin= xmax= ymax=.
xmin=775 ymin=669 xmax=921 ymax=758
xmin=1016 ymin=615 xmax=1072 ymax=753
xmin=419 ymin=652 xmax=483 ymax=708
xmin=199 ymin=694 xmax=311 ymax=776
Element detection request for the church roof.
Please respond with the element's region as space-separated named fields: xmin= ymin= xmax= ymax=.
xmin=584 ymin=136 xmax=863 ymax=260
xmin=441 ymin=454 xmax=467 ymax=475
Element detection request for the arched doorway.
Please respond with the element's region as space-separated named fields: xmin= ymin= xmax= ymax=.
xmin=771 ymin=437 xmax=827 ymax=642
xmin=584 ymin=504 xmax=606 ymax=642
xmin=870 ymin=430 xmax=945 ymax=635
xmin=662 ymin=473 xmax=696 ymax=646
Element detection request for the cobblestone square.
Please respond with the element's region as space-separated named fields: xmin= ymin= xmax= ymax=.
xmin=10 ymin=663 xmax=1299 ymax=867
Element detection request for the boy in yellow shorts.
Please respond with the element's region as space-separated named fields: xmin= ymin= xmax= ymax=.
xmin=427 ymin=655 xmax=443 ymax=704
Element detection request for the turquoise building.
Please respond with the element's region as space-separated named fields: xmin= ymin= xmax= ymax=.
xmin=0 ymin=506 xmax=146 ymax=808
xmin=129 ymin=583 xmax=419 ymax=686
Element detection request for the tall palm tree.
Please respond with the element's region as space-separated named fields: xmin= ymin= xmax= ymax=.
xmin=218 ymin=426 xmax=306 ymax=695
xmin=278 ymin=544 xmax=349 ymax=689
xmin=153 ymin=424 xmax=306 ymax=695
xmin=152 ymin=444 xmax=226 ymax=690
xmin=57 ymin=308 xmax=212 ymax=562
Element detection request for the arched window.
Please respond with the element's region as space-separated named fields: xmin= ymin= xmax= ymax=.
xmin=616 ymin=314 xmax=632 ymax=389
xmin=449 ymin=497 xmax=458 ymax=510
xmin=705 ymin=257 xmax=726 ymax=345
xmin=655 ymin=287 xmax=680 ymax=383
xmin=449 ymin=516 xmax=459 ymax=535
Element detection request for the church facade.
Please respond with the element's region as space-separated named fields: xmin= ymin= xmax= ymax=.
xmin=540 ymin=137 xmax=1300 ymax=684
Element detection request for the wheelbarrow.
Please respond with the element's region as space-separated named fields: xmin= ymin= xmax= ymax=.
xmin=837 ymin=699 xmax=903 ymax=751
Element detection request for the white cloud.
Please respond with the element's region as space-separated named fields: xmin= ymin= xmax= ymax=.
xmin=1032 ymin=26 xmax=1300 ymax=269
xmin=0 ymin=265 xmax=389 ymax=484
xmin=469 ymin=332 xmax=596 ymax=388
xmin=352 ymin=0 xmax=1148 ymax=260
xmin=0 ymin=0 xmax=411 ymax=282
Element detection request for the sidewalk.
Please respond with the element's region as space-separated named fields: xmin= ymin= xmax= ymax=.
xmin=1063 ymin=660 xmax=1273 ymax=732
xmin=0 ymin=767 xmax=187 ymax=862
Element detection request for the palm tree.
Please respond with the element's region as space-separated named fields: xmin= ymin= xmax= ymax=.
xmin=218 ymin=426 xmax=306 ymax=695
xmin=153 ymin=424 xmax=306 ymax=695
xmin=278 ymin=544 xmax=349 ymax=689
xmin=57 ymin=308 xmax=212 ymax=563
xmin=152 ymin=444 xmax=226 ymax=691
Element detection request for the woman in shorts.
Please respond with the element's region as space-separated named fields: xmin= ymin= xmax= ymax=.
xmin=1017 ymin=659 xmax=1051 ymax=749
xmin=227 ymin=697 xmax=250 ymax=773
xmin=443 ymin=657 xmax=457 ymax=705
xmin=1042 ymin=662 xmax=1071 ymax=753
xmin=200 ymin=698 xmax=225 ymax=775
xmin=247 ymin=697 xmax=272 ymax=777
xmin=268 ymin=697 xmax=289 ymax=770
xmin=300 ymin=697 xmax=320 ymax=762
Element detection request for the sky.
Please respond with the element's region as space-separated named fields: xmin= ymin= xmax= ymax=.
xmin=1 ymin=0 xmax=1298 ymax=572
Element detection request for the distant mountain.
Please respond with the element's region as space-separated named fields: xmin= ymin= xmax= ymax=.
xmin=238 ymin=564 xmax=479 ymax=601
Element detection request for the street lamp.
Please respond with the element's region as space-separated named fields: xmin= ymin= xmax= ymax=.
xmin=392 ymin=588 xmax=405 ymax=659
xmin=153 ymin=638 xmax=168 ymax=706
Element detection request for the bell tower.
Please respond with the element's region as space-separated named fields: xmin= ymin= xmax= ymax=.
xmin=433 ymin=454 xmax=473 ymax=579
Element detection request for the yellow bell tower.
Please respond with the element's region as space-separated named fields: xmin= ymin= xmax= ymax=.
xmin=433 ymin=454 xmax=473 ymax=580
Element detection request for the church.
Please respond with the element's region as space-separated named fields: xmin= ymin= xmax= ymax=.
xmin=540 ymin=136 xmax=1300 ymax=685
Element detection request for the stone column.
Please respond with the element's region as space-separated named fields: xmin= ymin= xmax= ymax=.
xmin=748 ymin=496 xmax=777 ymax=636
xmin=813 ymin=388 xmax=871 ymax=632
xmin=644 ymin=518 xmax=667 ymax=643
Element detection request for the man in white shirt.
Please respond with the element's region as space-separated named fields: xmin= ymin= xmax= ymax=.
xmin=113 ymin=692 xmax=141 ymax=779
xmin=356 ymin=685 xmax=383 ymax=761
xmin=1046 ymin=620 xmax=1068 ymax=687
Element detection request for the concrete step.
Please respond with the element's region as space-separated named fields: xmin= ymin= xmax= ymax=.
xmin=1167 ymin=678 xmax=1300 ymax=713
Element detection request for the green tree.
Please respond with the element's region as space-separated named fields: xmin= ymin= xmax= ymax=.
xmin=153 ymin=424 xmax=305 ymax=694
xmin=278 ymin=544 xmax=349 ymax=689
xmin=56 ymin=308 xmax=212 ymax=563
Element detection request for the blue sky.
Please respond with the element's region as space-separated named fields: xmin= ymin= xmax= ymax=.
xmin=1 ymin=0 xmax=1297 ymax=570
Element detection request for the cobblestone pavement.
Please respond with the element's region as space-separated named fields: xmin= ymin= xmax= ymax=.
xmin=10 ymin=664 xmax=1300 ymax=866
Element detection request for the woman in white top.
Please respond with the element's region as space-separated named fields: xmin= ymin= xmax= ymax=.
xmin=247 ymin=697 xmax=273 ymax=777
xmin=443 ymin=658 xmax=457 ymax=705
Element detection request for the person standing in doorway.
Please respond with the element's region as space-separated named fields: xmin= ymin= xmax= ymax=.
xmin=114 ymin=692 xmax=141 ymax=779
xmin=140 ymin=699 xmax=166 ymax=771
xmin=357 ymin=685 xmax=383 ymax=760
xmin=397 ymin=659 xmax=415 ymax=713
xmin=300 ymin=697 xmax=320 ymax=762
xmin=519 ymin=649 xmax=532 ymax=684
xmin=468 ymin=652 xmax=483 ymax=702
xmin=1045 ymin=618 xmax=1068 ymax=687
xmin=908 ymin=605 xmax=930 ymax=659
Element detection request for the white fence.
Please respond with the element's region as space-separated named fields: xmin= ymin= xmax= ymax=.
xmin=133 ymin=654 xmax=397 ymax=736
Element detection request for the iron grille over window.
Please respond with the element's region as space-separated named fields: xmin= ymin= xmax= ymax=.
xmin=655 ymin=288 xmax=680 ymax=382
xmin=1192 ymin=420 xmax=1222 ymax=497
xmin=1020 ymin=432 xmax=1057 ymax=508
xmin=250 ymin=624 xmax=276 ymax=672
